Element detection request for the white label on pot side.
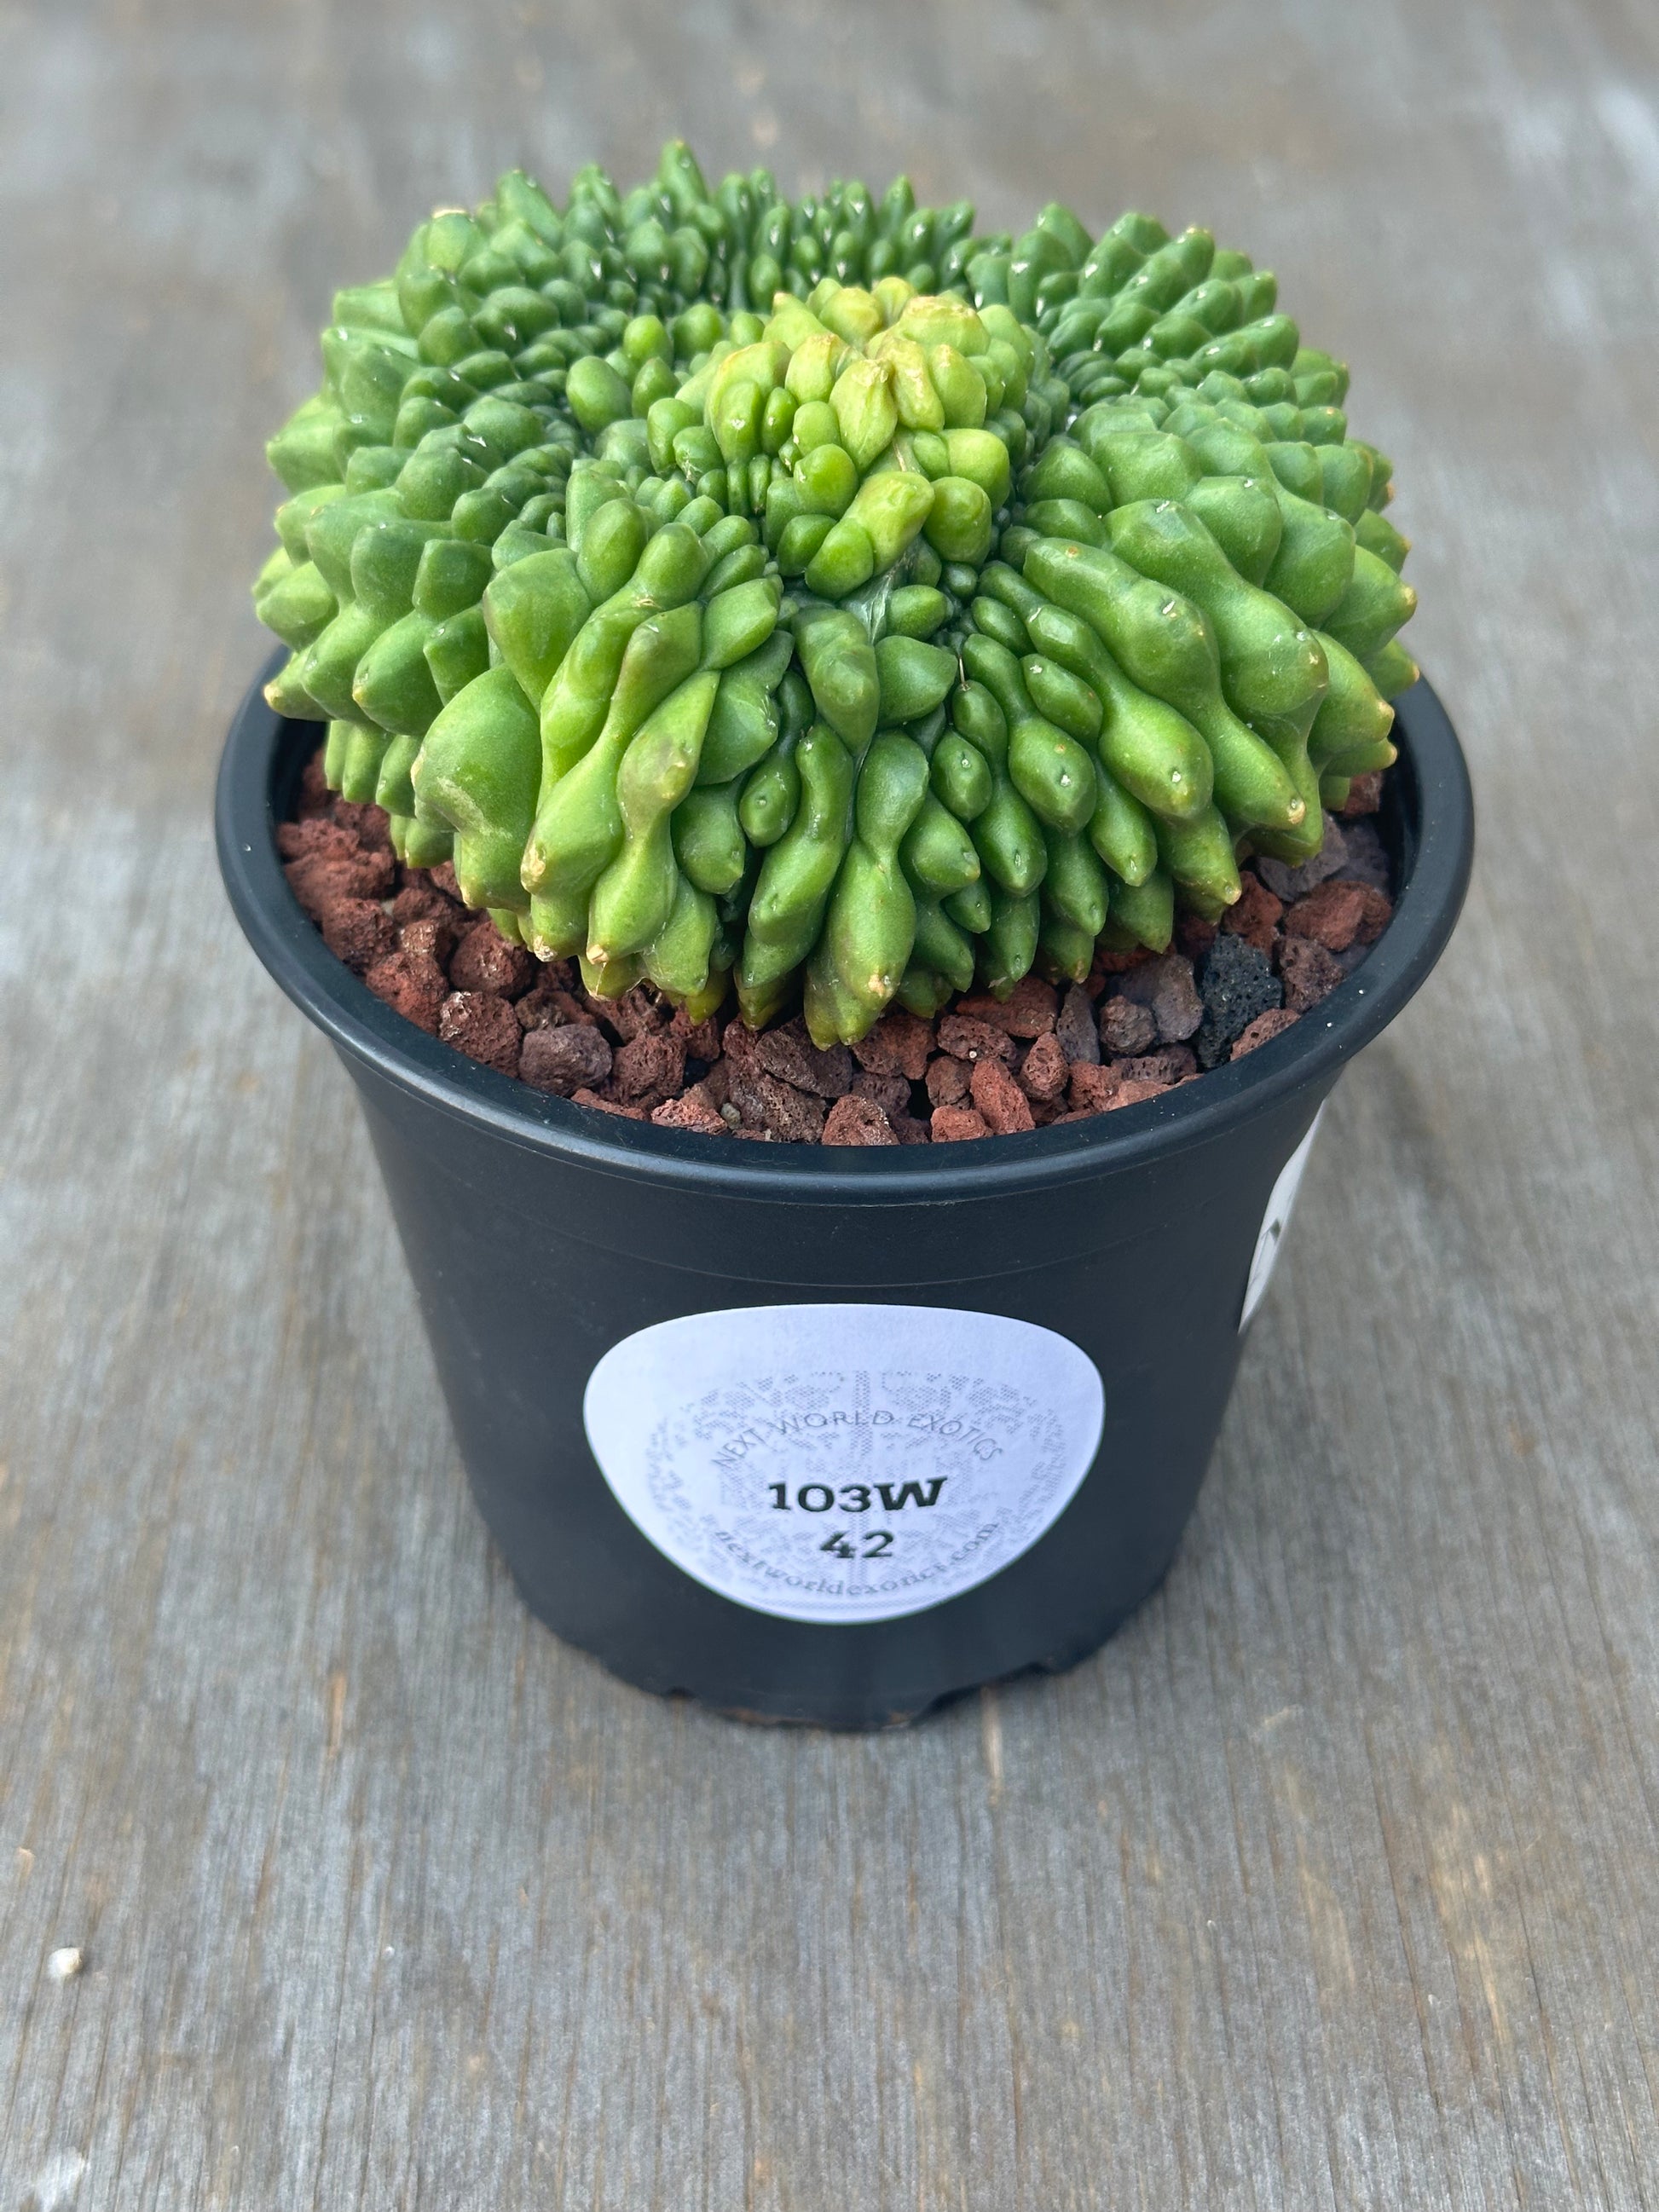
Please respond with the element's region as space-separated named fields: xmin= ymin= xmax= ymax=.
xmin=1240 ymin=1106 xmax=1327 ymax=1331
xmin=583 ymin=1305 xmax=1105 ymax=1625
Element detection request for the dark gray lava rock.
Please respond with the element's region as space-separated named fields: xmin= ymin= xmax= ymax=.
xmin=1195 ymin=934 xmax=1283 ymax=1069
xmin=1256 ymin=813 xmax=1347 ymax=903
xmin=1334 ymin=815 xmax=1390 ymax=892
xmin=1115 ymin=953 xmax=1203 ymax=1042
xmin=1055 ymin=983 xmax=1101 ymax=1065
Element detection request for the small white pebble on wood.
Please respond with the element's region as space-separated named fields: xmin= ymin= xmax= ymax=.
xmin=47 ymin=1945 xmax=84 ymax=1981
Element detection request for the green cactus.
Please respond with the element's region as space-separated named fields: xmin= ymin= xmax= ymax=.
xmin=256 ymin=140 xmax=1415 ymax=1046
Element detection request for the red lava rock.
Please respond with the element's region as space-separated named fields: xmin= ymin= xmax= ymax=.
xmin=953 ymin=976 xmax=1058 ymax=1037
xmin=1108 ymin=1076 xmax=1167 ymax=1112
xmin=931 ymin=1104 xmax=989 ymax=1142
xmin=1284 ymin=878 xmax=1369 ymax=951
xmin=390 ymin=879 xmax=466 ymax=932
xmin=438 ymin=990 xmax=521 ymax=1077
xmin=1174 ymin=912 xmax=1218 ymax=962
xmin=284 ymin=732 xmax=1397 ymax=1148
xmin=449 ymin=919 xmax=535 ymax=998
xmin=281 ymin=852 xmax=351 ymax=912
xmin=284 ymin=846 xmax=396 ymax=915
xmin=1338 ymin=771 xmax=1384 ymax=817
xmin=1233 ymin=1008 xmax=1300 ymax=1056
xmin=1278 ymin=936 xmax=1345 ymax=1013
xmin=604 ymin=983 xmax=672 ymax=1042
xmin=823 ymin=1095 xmax=900 ymax=1146
xmin=925 ymin=1054 xmax=971 ymax=1108
xmin=1055 ymin=984 xmax=1100 ymax=1063
xmin=1113 ymin=1044 xmax=1197 ymax=1086
xmin=852 ymin=1009 xmax=934 ymax=1082
xmin=571 ymin=1087 xmax=648 ymax=1120
xmin=1003 ymin=975 xmax=1060 ymax=1034
xmin=1016 ymin=1031 xmax=1069 ymax=1103
xmin=668 ymin=1008 xmax=725 ymax=1063
xmin=344 ymin=848 xmax=401 ymax=898
xmin=1115 ymin=953 xmax=1203 ymax=1043
xmin=755 ymin=1018 xmax=855 ymax=1098
xmin=1066 ymin=1062 xmax=1120 ymax=1115
xmin=937 ymin=1014 xmax=1015 ymax=1065
xmin=277 ymin=817 xmax=355 ymax=863
xmin=971 ymin=1057 xmax=1035 ymax=1134
xmin=330 ymin=799 xmax=393 ymax=852
xmin=752 ymin=1076 xmax=827 ymax=1141
xmin=398 ymin=914 xmax=460 ymax=967
xmin=720 ymin=1018 xmax=764 ymax=1073
xmin=515 ymin=975 xmax=596 ymax=1032
xmin=1222 ymin=871 xmax=1285 ymax=954
xmin=708 ymin=1049 xmax=827 ymax=1141
xmin=363 ymin=949 xmax=448 ymax=1034
xmin=702 ymin=1044 xmax=751 ymax=1117
xmin=318 ymin=897 xmax=396 ymax=973
xmin=650 ymin=1084 xmax=729 ymax=1135
xmin=611 ymin=1030 xmax=686 ymax=1105
xmin=851 ymin=1069 xmax=912 ymax=1118
xmin=699 ymin=1056 xmax=740 ymax=1114
xmin=1354 ymin=886 xmax=1393 ymax=945
xmin=1099 ymin=994 xmax=1156 ymax=1056
xmin=519 ymin=1024 xmax=615 ymax=1095
xmin=522 ymin=990 xmax=588 ymax=1031
xmin=296 ymin=753 xmax=332 ymax=817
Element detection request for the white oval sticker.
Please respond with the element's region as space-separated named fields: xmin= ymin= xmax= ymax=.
xmin=583 ymin=1304 xmax=1105 ymax=1624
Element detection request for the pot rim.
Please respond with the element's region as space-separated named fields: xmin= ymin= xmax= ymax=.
xmin=217 ymin=650 xmax=1473 ymax=1204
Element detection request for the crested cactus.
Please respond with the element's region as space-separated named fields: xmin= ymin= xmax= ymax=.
xmin=256 ymin=140 xmax=1416 ymax=1047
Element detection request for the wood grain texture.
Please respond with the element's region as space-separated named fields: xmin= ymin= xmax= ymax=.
xmin=3 ymin=0 xmax=1657 ymax=2203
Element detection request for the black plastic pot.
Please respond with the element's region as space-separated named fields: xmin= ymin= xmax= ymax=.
xmin=217 ymin=658 xmax=1472 ymax=1727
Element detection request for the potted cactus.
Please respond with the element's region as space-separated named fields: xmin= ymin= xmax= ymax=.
xmin=221 ymin=140 xmax=1471 ymax=1724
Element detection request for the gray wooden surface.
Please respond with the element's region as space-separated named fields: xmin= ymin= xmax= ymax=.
xmin=3 ymin=0 xmax=1657 ymax=2203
